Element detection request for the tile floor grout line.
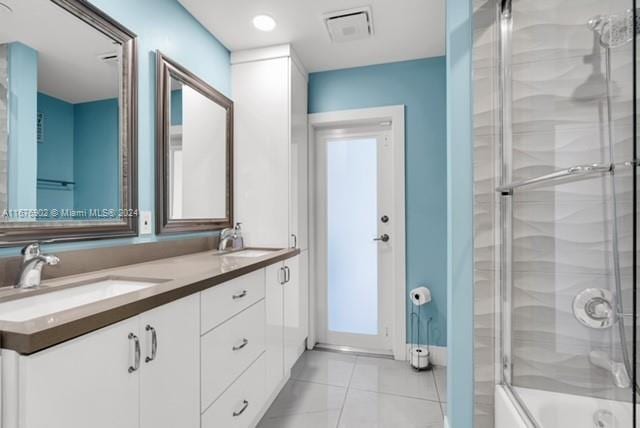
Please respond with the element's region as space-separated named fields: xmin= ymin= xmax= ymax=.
xmin=289 ymin=377 xmax=351 ymax=389
xmin=431 ymin=368 xmax=446 ymax=419
xmin=346 ymin=384 xmax=443 ymax=404
xmin=335 ymin=356 xmax=358 ymax=428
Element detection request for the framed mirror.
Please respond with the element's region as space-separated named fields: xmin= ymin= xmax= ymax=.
xmin=156 ymin=51 xmax=233 ymax=234
xmin=0 ymin=0 xmax=138 ymax=246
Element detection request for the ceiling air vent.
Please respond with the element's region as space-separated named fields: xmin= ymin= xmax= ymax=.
xmin=324 ymin=6 xmax=374 ymax=43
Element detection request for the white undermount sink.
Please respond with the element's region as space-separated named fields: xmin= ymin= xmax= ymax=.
xmin=225 ymin=249 xmax=277 ymax=258
xmin=0 ymin=279 xmax=157 ymax=323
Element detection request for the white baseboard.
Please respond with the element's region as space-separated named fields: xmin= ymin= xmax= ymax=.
xmin=444 ymin=415 xmax=449 ymax=428
xmin=405 ymin=344 xmax=447 ymax=366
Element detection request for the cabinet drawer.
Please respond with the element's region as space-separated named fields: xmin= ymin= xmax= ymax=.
xmin=201 ymin=301 xmax=265 ymax=410
xmin=202 ymin=354 xmax=266 ymax=428
xmin=201 ymin=269 xmax=265 ymax=334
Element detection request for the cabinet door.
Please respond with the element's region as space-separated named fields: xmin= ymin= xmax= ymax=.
xmin=140 ymin=294 xmax=200 ymax=428
xmin=265 ymin=262 xmax=285 ymax=394
xmin=284 ymin=255 xmax=306 ymax=372
xmin=19 ymin=318 xmax=140 ymax=428
xmin=233 ymin=57 xmax=290 ymax=248
xmin=290 ymin=60 xmax=308 ymax=250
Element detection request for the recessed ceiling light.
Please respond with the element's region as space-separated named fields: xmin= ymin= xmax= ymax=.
xmin=253 ymin=14 xmax=276 ymax=32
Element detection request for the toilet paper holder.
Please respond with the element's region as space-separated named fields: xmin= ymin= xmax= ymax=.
xmin=409 ymin=286 xmax=432 ymax=371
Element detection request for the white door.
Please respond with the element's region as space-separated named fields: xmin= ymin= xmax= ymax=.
xmin=19 ymin=317 xmax=140 ymax=428
xmin=140 ymin=294 xmax=200 ymax=428
xmin=316 ymin=128 xmax=394 ymax=352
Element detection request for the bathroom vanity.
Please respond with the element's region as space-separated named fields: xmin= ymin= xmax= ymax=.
xmin=0 ymin=248 xmax=306 ymax=428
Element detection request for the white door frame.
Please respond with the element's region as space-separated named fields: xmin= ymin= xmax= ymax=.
xmin=308 ymin=105 xmax=406 ymax=360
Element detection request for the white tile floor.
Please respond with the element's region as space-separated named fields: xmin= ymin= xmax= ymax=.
xmin=257 ymin=350 xmax=447 ymax=428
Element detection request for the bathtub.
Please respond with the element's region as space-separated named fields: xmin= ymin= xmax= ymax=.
xmin=495 ymin=385 xmax=637 ymax=427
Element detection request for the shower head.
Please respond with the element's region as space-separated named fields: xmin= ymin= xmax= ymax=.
xmin=588 ymin=9 xmax=639 ymax=49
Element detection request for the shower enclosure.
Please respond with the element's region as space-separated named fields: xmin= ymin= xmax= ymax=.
xmin=489 ymin=0 xmax=639 ymax=426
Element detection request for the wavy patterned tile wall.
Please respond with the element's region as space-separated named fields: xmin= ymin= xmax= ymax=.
xmin=474 ymin=0 xmax=638 ymax=425
xmin=473 ymin=1 xmax=500 ymax=427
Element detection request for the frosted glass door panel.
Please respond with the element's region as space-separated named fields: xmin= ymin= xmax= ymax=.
xmin=327 ymin=138 xmax=378 ymax=335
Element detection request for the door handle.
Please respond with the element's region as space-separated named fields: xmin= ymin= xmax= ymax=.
xmin=373 ymin=234 xmax=390 ymax=242
xmin=284 ymin=266 xmax=290 ymax=283
xmin=233 ymin=400 xmax=249 ymax=417
xmin=232 ymin=338 xmax=249 ymax=351
xmin=232 ymin=289 xmax=248 ymax=300
xmin=145 ymin=325 xmax=157 ymax=363
xmin=128 ymin=333 xmax=140 ymax=373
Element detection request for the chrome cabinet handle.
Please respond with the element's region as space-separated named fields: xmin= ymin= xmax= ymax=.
xmin=232 ymin=338 xmax=249 ymax=351
xmin=233 ymin=400 xmax=249 ymax=417
xmin=280 ymin=266 xmax=286 ymax=285
xmin=145 ymin=325 xmax=157 ymax=363
xmin=284 ymin=266 xmax=290 ymax=283
xmin=373 ymin=234 xmax=390 ymax=242
xmin=232 ymin=290 xmax=248 ymax=300
xmin=291 ymin=233 xmax=297 ymax=248
xmin=128 ymin=333 xmax=140 ymax=373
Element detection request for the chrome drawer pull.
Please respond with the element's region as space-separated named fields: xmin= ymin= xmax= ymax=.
xmin=233 ymin=400 xmax=249 ymax=417
xmin=232 ymin=290 xmax=248 ymax=300
xmin=145 ymin=325 xmax=157 ymax=363
xmin=128 ymin=333 xmax=140 ymax=373
xmin=232 ymin=338 xmax=249 ymax=351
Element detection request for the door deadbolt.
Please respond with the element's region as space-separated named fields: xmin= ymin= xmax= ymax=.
xmin=374 ymin=234 xmax=390 ymax=242
xmin=381 ymin=215 xmax=389 ymax=223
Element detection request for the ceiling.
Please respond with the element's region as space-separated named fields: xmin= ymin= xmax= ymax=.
xmin=0 ymin=0 xmax=119 ymax=104
xmin=178 ymin=0 xmax=445 ymax=73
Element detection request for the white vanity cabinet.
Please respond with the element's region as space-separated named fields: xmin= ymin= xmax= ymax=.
xmin=1 ymin=256 xmax=305 ymax=428
xmin=11 ymin=317 xmax=141 ymax=428
xmin=264 ymin=255 xmax=307 ymax=392
xmin=265 ymin=262 xmax=285 ymax=394
xmin=139 ymin=294 xmax=200 ymax=428
xmin=283 ymin=255 xmax=306 ymax=372
xmin=2 ymin=294 xmax=200 ymax=428
xmin=232 ymin=44 xmax=309 ymax=251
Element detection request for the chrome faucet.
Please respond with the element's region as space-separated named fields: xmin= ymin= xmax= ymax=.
xmin=16 ymin=243 xmax=60 ymax=289
xmin=218 ymin=223 xmax=244 ymax=251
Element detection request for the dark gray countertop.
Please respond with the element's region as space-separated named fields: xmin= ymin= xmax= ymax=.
xmin=0 ymin=247 xmax=299 ymax=355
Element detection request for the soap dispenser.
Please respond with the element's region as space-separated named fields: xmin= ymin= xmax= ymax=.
xmin=232 ymin=222 xmax=244 ymax=249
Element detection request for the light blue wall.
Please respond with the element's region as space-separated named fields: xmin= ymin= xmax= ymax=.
xmin=36 ymin=93 xmax=75 ymax=210
xmin=74 ymin=98 xmax=120 ymax=212
xmin=8 ymin=42 xmax=38 ymax=211
xmin=446 ymin=0 xmax=475 ymax=426
xmin=0 ymin=0 xmax=230 ymax=256
xmin=308 ymin=57 xmax=448 ymax=347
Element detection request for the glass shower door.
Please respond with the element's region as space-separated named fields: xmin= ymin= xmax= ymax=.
xmin=498 ymin=0 xmax=639 ymax=426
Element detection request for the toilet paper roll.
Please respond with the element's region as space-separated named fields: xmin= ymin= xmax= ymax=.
xmin=410 ymin=286 xmax=432 ymax=306
xmin=410 ymin=347 xmax=431 ymax=370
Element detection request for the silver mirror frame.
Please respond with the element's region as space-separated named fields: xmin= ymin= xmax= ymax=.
xmin=0 ymin=0 xmax=138 ymax=247
xmin=155 ymin=51 xmax=234 ymax=235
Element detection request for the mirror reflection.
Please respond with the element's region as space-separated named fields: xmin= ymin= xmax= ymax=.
xmin=0 ymin=0 xmax=124 ymax=222
xmin=168 ymin=77 xmax=228 ymax=220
